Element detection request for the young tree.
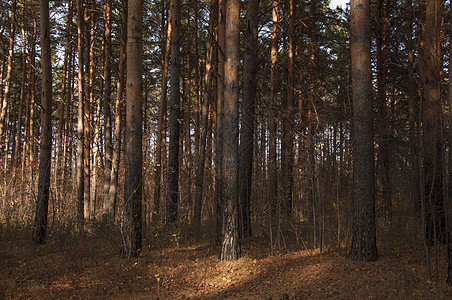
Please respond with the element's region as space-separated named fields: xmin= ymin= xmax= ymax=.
xmin=238 ymin=0 xmax=259 ymax=238
xmin=32 ymin=0 xmax=52 ymax=244
xmin=220 ymin=0 xmax=241 ymax=261
xmin=166 ymin=0 xmax=181 ymax=225
xmin=121 ymin=0 xmax=143 ymax=258
xmin=348 ymin=0 xmax=377 ymax=261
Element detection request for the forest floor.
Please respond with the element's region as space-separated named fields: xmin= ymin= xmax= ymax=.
xmin=1 ymin=224 xmax=452 ymax=299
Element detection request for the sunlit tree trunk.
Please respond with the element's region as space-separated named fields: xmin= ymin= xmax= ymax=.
xmin=121 ymin=0 xmax=143 ymax=258
xmin=166 ymin=0 xmax=181 ymax=225
xmin=32 ymin=0 xmax=53 ymax=244
xmin=103 ymin=0 xmax=113 ymax=214
xmin=220 ymin=0 xmax=241 ymax=261
xmin=348 ymin=0 xmax=378 ymax=262
xmin=238 ymin=0 xmax=259 ymax=238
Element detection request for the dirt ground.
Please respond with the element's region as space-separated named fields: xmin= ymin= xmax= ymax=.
xmin=1 ymin=227 xmax=452 ymax=299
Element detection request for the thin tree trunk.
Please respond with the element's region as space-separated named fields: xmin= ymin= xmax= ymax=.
xmin=154 ymin=0 xmax=172 ymax=220
xmin=446 ymin=9 xmax=452 ymax=285
xmin=103 ymin=0 xmax=113 ymax=211
xmin=238 ymin=0 xmax=259 ymax=238
xmin=0 ymin=0 xmax=16 ymax=160
xmin=13 ymin=4 xmax=27 ymax=167
xmin=166 ymin=0 xmax=181 ymax=225
xmin=215 ymin=0 xmax=226 ymax=244
xmin=121 ymin=0 xmax=143 ymax=258
xmin=268 ymin=0 xmax=279 ymax=215
xmin=76 ymin=0 xmax=85 ymax=231
xmin=32 ymin=0 xmax=52 ymax=244
xmin=281 ymin=0 xmax=295 ymax=216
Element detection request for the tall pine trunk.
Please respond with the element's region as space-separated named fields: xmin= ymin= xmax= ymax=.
xmin=348 ymin=0 xmax=378 ymax=262
xmin=166 ymin=0 xmax=181 ymax=225
xmin=32 ymin=0 xmax=53 ymax=244
xmin=220 ymin=0 xmax=241 ymax=261
xmin=121 ymin=0 xmax=143 ymax=258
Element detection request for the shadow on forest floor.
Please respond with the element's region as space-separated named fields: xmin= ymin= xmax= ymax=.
xmin=1 ymin=225 xmax=452 ymax=299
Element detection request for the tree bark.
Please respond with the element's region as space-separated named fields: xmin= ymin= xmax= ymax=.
xmin=121 ymin=0 xmax=143 ymax=258
xmin=220 ymin=0 xmax=241 ymax=261
xmin=103 ymin=0 xmax=113 ymax=214
xmin=32 ymin=0 xmax=53 ymax=244
xmin=348 ymin=0 xmax=378 ymax=262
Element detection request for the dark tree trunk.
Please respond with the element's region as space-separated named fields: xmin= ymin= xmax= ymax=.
xmin=32 ymin=0 xmax=53 ymax=244
xmin=447 ymin=10 xmax=452 ymax=286
xmin=219 ymin=0 xmax=241 ymax=261
xmin=239 ymin=0 xmax=259 ymax=238
xmin=166 ymin=0 xmax=181 ymax=225
xmin=215 ymin=0 xmax=226 ymax=244
xmin=348 ymin=0 xmax=378 ymax=262
xmin=281 ymin=0 xmax=295 ymax=216
xmin=121 ymin=0 xmax=143 ymax=258
xmin=268 ymin=0 xmax=279 ymax=215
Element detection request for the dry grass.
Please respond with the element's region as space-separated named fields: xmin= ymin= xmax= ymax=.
xmin=1 ymin=224 xmax=452 ymax=299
